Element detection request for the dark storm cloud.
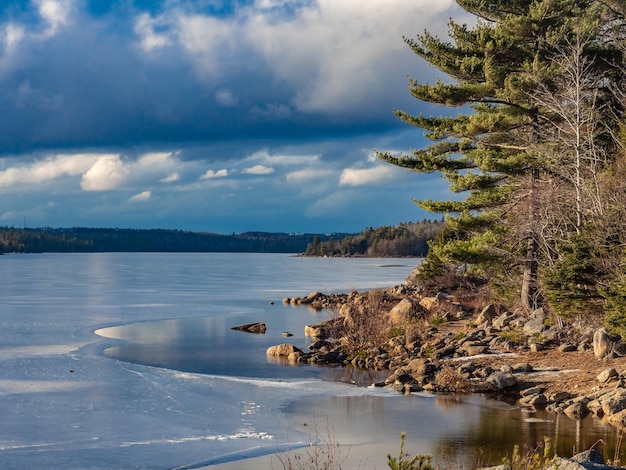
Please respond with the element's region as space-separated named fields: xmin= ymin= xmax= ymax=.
xmin=0 ymin=0 xmax=469 ymax=232
xmin=0 ymin=0 xmax=460 ymax=155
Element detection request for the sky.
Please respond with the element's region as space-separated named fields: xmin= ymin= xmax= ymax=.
xmin=0 ymin=0 xmax=471 ymax=234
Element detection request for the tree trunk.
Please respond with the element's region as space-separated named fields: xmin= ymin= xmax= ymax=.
xmin=521 ymin=167 xmax=540 ymax=311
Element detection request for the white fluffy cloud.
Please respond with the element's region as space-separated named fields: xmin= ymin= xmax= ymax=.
xmin=80 ymin=155 xmax=129 ymax=191
xmin=128 ymin=190 xmax=152 ymax=202
xmin=242 ymin=165 xmax=274 ymax=175
xmin=0 ymin=154 xmax=104 ymax=187
xmin=200 ymin=169 xmax=228 ymax=180
xmin=339 ymin=166 xmax=399 ymax=187
xmin=36 ymin=0 xmax=73 ymax=37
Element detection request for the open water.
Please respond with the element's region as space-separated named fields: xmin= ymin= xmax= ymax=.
xmin=0 ymin=252 xmax=622 ymax=469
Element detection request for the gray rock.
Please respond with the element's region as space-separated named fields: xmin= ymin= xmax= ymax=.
xmin=559 ymin=343 xmax=577 ymax=352
xmin=523 ymin=308 xmax=547 ymax=336
xmin=486 ymin=371 xmax=518 ymax=390
xmin=493 ymin=313 xmax=518 ymax=329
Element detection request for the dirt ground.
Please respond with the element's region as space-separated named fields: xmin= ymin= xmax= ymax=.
xmin=463 ymin=344 xmax=626 ymax=397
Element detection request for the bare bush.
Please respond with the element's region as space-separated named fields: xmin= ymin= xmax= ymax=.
xmin=329 ymin=290 xmax=392 ymax=356
xmin=273 ymin=418 xmax=354 ymax=470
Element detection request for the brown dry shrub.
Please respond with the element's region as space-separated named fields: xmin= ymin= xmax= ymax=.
xmin=434 ymin=366 xmax=472 ymax=393
xmin=329 ymin=289 xmax=392 ymax=356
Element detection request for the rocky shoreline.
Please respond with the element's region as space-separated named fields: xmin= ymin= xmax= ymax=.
xmin=269 ymin=285 xmax=626 ymax=435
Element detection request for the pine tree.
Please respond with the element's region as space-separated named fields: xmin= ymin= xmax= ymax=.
xmin=379 ymin=0 xmax=623 ymax=310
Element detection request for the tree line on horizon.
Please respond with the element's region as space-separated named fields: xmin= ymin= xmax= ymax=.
xmin=303 ymin=220 xmax=444 ymax=257
xmin=378 ymin=1 xmax=626 ymax=335
xmin=0 ymin=227 xmax=349 ymax=254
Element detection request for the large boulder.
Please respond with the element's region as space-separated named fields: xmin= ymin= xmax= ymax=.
xmin=523 ymin=308 xmax=547 ymax=336
xmin=389 ymin=298 xmax=415 ymax=325
xmin=266 ymin=344 xmax=302 ymax=357
xmin=485 ymin=371 xmax=518 ymax=390
xmin=593 ymin=328 xmax=619 ymax=359
xmin=475 ymin=304 xmax=496 ymax=325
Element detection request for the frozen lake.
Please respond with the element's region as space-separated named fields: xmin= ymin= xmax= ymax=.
xmin=0 ymin=252 xmax=621 ymax=469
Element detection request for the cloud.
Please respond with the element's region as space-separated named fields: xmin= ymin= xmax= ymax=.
xmin=286 ymin=169 xmax=335 ymax=184
xmin=0 ymin=154 xmax=104 ymax=187
xmin=128 ymin=190 xmax=152 ymax=202
xmin=215 ymin=89 xmax=238 ymax=107
xmin=200 ymin=168 xmax=228 ymax=179
xmin=80 ymin=155 xmax=129 ymax=191
xmin=339 ymin=166 xmax=399 ymax=187
xmin=134 ymin=13 xmax=171 ymax=53
xmin=242 ymin=165 xmax=274 ymax=175
xmin=36 ymin=0 xmax=73 ymax=38
xmin=160 ymin=172 xmax=180 ymax=183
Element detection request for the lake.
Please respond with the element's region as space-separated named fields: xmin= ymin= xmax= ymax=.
xmin=0 ymin=252 xmax=621 ymax=469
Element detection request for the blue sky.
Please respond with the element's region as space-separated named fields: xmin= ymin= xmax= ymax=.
xmin=0 ymin=0 xmax=470 ymax=233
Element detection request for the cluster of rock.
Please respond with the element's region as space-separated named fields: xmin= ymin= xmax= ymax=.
xmin=483 ymin=449 xmax=622 ymax=470
xmin=263 ymin=286 xmax=626 ymax=437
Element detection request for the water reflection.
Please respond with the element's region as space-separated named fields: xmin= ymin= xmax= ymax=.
xmin=286 ymin=393 xmax=624 ymax=468
xmin=96 ymin=307 xmax=625 ymax=467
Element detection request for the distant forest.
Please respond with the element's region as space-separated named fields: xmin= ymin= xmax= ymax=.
xmin=304 ymin=220 xmax=444 ymax=257
xmin=0 ymin=227 xmax=347 ymax=254
xmin=0 ymin=222 xmax=444 ymax=255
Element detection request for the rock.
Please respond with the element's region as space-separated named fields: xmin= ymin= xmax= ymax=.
xmin=549 ymin=391 xmax=573 ymax=403
xmin=607 ymin=409 xmax=626 ymax=427
xmin=523 ymin=308 xmax=547 ymax=336
xmin=520 ymin=386 xmax=544 ymax=397
xmin=492 ymin=313 xmax=518 ymax=329
xmin=513 ymin=363 xmax=534 ymax=373
xmin=594 ymin=327 xmax=618 ymax=359
xmin=600 ymin=389 xmax=626 ymax=416
xmin=597 ymin=368 xmax=618 ymax=383
xmin=519 ymin=393 xmax=548 ymax=407
xmin=266 ymin=344 xmax=302 ymax=357
xmin=475 ymin=304 xmax=496 ymax=324
xmin=405 ymin=358 xmax=438 ymax=384
xmin=419 ymin=296 xmax=439 ymax=311
xmin=486 ymin=371 xmax=518 ymax=390
xmin=282 ymin=331 xmax=293 ymax=337
xmin=564 ymin=401 xmax=589 ymax=418
xmin=304 ymin=319 xmax=337 ymax=339
xmin=559 ymin=343 xmax=577 ymax=352
xmin=389 ymin=298 xmax=415 ymax=325
xmin=530 ymin=343 xmax=545 ymax=352
xmin=459 ymin=343 xmax=487 ymax=356
xmin=299 ymin=291 xmax=323 ymax=304
xmin=230 ymin=322 xmax=267 ymax=334
xmin=288 ymin=351 xmax=306 ymax=362
xmin=282 ymin=297 xmax=290 ymax=304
